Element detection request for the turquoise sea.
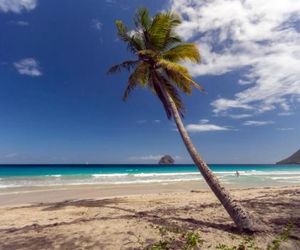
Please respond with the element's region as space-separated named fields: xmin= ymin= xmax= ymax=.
xmin=0 ymin=164 xmax=299 ymax=189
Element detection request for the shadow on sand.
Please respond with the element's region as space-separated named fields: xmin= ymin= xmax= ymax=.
xmin=1 ymin=188 xmax=299 ymax=249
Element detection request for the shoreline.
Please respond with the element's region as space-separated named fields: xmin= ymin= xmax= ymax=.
xmin=0 ymin=180 xmax=299 ymax=207
xmin=0 ymin=181 xmax=207 ymax=207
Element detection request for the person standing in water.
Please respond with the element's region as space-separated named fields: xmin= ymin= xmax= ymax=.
xmin=235 ymin=171 xmax=240 ymax=177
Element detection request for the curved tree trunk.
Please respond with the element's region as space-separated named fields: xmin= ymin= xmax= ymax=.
xmin=165 ymin=92 xmax=256 ymax=232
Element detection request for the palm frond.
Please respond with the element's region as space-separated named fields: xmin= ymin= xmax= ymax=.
xmin=134 ymin=7 xmax=151 ymax=31
xmin=148 ymin=11 xmax=181 ymax=50
xmin=190 ymin=80 xmax=206 ymax=93
xmin=158 ymin=59 xmax=205 ymax=93
xmin=156 ymin=72 xmax=185 ymax=117
xmin=123 ymin=62 xmax=150 ymax=100
xmin=163 ymin=34 xmax=182 ymax=50
xmin=162 ymin=43 xmax=200 ymax=63
xmin=158 ymin=59 xmax=192 ymax=93
xmin=123 ymin=81 xmax=138 ymax=101
xmin=130 ymin=62 xmax=150 ymax=86
xmin=115 ymin=20 xmax=144 ymax=53
xmin=107 ymin=60 xmax=139 ymax=74
xmin=160 ymin=15 xmax=182 ymax=50
xmin=164 ymin=69 xmax=192 ymax=94
xmin=115 ymin=20 xmax=130 ymax=42
xmin=129 ymin=33 xmax=145 ymax=51
xmin=151 ymin=72 xmax=172 ymax=119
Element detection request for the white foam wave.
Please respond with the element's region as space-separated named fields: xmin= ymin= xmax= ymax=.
xmin=133 ymin=172 xmax=199 ymax=177
xmin=92 ymin=173 xmax=129 ymax=178
xmin=0 ymin=184 xmax=21 ymax=189
xmin=217 ymin=171 xmax=300 ymax=176
xmin=1 ymin=168 xmax=300 ymax=189
xmin=270 ymin=176 xmax=300 ymax=180
xmin=109 ymin=177 xmax=202 ymax=184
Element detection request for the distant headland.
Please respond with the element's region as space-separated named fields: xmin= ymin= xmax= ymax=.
xmin=276 ymin=149 xmax=300 ymax=164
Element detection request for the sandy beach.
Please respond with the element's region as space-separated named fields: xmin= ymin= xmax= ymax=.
xmin=0 ymin=183 xmax=299 ymax=249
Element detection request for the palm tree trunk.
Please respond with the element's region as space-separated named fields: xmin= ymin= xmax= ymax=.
xmin=165 ymin=92 xmax=256 ymax=232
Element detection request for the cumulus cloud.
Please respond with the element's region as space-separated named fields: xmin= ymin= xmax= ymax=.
xmin=243 ymin=120 xmax=274 ymax=126
xmin=0 ymin=0 xmax=37 ymax=13
xmin=186 ymin=119 xmax=232 ymax=132
xmin=169 ymin=0 xmax=300 ymax=116
xmin=14 ymin=58 xmax=42 ymax=77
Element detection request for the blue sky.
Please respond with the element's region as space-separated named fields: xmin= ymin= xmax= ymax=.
xmin=0 ymin=0 xmax=299 ymax=164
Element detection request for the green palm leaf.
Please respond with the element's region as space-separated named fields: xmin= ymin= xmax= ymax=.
xmin=123 ymin=62 xmax=150 ymax=100
xmin=109 ymin=7 xmax=203 ymax=119
xmin=107 ymin=60 xmax=139 ymax=74
xmin=162 ymin=43 xmax=200 ymax=63
xmin=148 ymin=12 xmax=181 ymax=50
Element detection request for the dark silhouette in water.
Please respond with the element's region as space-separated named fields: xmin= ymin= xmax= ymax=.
xmin=159 ymin=155 xmax=175 ymax=165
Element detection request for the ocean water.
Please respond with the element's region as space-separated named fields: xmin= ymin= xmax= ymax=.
xmin=0 ymin=164 xmax=299 ymax=189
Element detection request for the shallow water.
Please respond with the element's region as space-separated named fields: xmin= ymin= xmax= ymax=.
xmin=0 ymin=164 xmax=299 ymax=188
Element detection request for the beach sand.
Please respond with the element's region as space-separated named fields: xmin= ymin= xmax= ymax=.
xmin=0 ymin=182 xmax=299 ymax=249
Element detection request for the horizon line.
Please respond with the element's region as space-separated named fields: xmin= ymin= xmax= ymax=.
xmin=0 ymin=163 xmax=280 ymax=166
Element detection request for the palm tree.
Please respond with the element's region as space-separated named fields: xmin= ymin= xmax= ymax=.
xmin=108 ymin=8 xmax=256 ymax=231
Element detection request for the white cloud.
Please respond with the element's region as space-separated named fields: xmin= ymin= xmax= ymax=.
xmin=129 ymin=155 xmax=163 ymax=161
xmin=16 ymin=20 xmax=29 ymax=26
xmin=136 ymin=119 xmax=162 ymax=124
xmin=243 ymin=120 xmax=274 ymax=126
xmin=199 ymin=119 xmax=209 ymax=124
xmin=92 ymin=19 xmax=103 ymax=31
xmin=129 ymin=155 xmax=182 ymax=161
xmin=0 ymin=0 xmax=37 ymax=13
xmin=186 ymin=119 xmax=232 ymax=132
xmin=9 ymin=20 xmax=29 ymax=26
xmin=238 ymin=79 xmax=252 ymax=85
xmin=14 ymin=58 xmax=42 ymax=77
xmin=212 ymin=99 xmax=253 ymax=113
xmin=278 ymin=112 xmax=293 ymax=116
xmin=277 ymin=127 xmax=294 ymax=131
xmin=136 ymin=119 xmax=147 ymax=124
xmin=169 ymin=0 xmax=300 ymax=116
xmin=229 ymin=114 xmax=252 ymax=119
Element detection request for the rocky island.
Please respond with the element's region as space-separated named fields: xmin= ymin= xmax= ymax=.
xmin=276 ymin=149 xmax=300 ymax=164
xmin=158 ymin=155 xmax=175 ymax=165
